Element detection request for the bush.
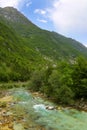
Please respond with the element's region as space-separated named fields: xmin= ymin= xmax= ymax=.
xmin=29 ymin=70 xmax=45 ymax=91
xmin=55 ymin=85 xmax=74 ymax=104
xmin=71 ymin=57 xmax=87 ymax=98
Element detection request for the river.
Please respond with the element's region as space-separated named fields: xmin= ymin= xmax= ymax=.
xmin=9 ymin=88 xmax=87 ymax=130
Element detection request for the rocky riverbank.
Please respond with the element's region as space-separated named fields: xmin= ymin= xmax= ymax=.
xmin=0 ymin=89 xmax=87 ymax=130
xmin=0 ymin=90 xmax=46 ymax=130
xmin=72 ymin=99 xmax=87 ymax=112
xmin=0 ymin=95 xmax=13 ymax=130
xmin=31 ymin=91 xmax=87 ymax=112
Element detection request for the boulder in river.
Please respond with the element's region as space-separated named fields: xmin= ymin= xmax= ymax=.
xmin=46 ymin=106 xmax=55 ymax=110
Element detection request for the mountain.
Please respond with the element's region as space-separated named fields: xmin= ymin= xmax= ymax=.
xmin=0 ymin=7 xmax=87 ymax=82
xmin=0 ymin=7 xmax=87 ymax=60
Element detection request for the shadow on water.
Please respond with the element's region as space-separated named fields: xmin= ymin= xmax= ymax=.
xmin=10 ymin=88 xmax=87 ymax=130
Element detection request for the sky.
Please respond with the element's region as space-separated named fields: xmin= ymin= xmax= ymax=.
xmin=0 ymin=0 xmax=87 ymax=47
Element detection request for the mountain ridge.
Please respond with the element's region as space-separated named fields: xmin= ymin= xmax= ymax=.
xmin=0 ymin=6 xmax=87 ymax=81
xmin=0 ymin=6 xmax=87 ymax=60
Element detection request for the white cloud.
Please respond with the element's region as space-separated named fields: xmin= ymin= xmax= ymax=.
xmin=0 ymin=0 xmax=31 ymax=9
xmin=84 ymin=44 xmax=87 ymax=47
xmin=48 ymin=0 xmax=87 ymax=39
xmin=37 ymin=18 xmax=47 ymax=23
xmin=34 ymin=9 xmax=46 ymax=15
xmin=26 ymin=1 xmax=32 ymax=7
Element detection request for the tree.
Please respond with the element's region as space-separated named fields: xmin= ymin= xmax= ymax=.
xmin=29 ymin=69 xmax=45 ymax=91
xmin=71 ymin=57 xmax=87 ymax=98
xmin=55 ymin=85 xmax=74 ymax=104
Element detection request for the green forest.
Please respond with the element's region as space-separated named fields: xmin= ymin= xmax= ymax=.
xmin=29 ymin=57 xmax=87 ymax=104
xmin=0 ymin=7 xmax=87 ymax=105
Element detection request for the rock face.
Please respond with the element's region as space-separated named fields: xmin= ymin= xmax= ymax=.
xmin=0 ymin=7 xmax=30 ymax=23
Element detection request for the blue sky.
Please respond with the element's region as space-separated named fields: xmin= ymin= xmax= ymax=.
xmin=20 ymin=0 xmax=54 ymax=31
xmin=0 ymin=0 xmax=87 ymax=47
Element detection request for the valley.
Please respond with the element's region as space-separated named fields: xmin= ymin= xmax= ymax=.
xmin=0 ymin=7 xmax=87 ymax=130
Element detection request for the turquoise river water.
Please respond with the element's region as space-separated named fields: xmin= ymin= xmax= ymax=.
xmin=10 ymin=88 xmax=87 ymax=130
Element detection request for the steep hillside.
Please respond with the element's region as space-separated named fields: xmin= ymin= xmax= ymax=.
xmin=0 ymin=7 xmax=87 ymax=60
xmin=0 ymin=21 xmax=46 ymax=82
xmin=0 ymin=7 xmax=87 ymax=82
xmin=0 ymin=7 xmax=40 ymax=36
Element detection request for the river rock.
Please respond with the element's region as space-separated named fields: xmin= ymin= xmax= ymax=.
xmin=8 ymin=123 xmax=13 ymax=129
xmin=46 ymin=106 xmax=55 ymax=110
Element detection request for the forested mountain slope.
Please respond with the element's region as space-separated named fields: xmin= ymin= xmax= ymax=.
xmin=0 ymin=7 xmax=87 ymax=82
xmin=0 ymin=7 xmax=87 ymax=60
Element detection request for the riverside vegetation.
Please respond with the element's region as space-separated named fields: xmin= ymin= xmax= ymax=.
xmin=0 ymin=7 xmax=87 ymax=105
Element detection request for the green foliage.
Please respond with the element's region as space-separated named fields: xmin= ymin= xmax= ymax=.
xmin=29 ymin=63 xmax=74 ymax=104
xmin=71 ymin=57 xmax=87 ymax=98
xmin=0 ymin=7 xmax=87 ymax=83
xmin=46 ymin=62 xmax=74 ymax=104
xmin=29 ymin=57 xmax=87 ymax=104
xmin=54 ymin=85 xmax=74 ymax=104
xmin=0 ymin=21 xmax=46 ymax=82
xmin=29 ymin=70 xmax=45 ymax=91
xmin=0 ymin=7 xmax=87 ymax=105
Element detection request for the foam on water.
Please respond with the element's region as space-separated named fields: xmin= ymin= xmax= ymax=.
xmin=33 ymin=104 xmax=46 ymax=111
xmin=12 ymin=89 xmax=87 ymax=130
